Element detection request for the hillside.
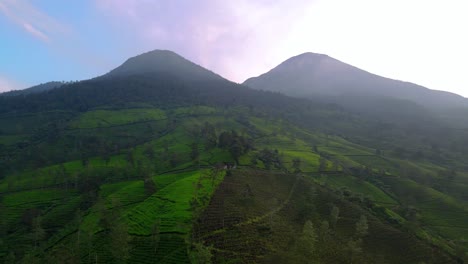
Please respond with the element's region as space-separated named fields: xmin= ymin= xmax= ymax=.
xmin=1 ymin=50 xmax=467 ymax=263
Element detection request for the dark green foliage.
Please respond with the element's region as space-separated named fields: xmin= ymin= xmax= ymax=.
xmin=292 ymin=158 xmax=301 ymax=172
xmin=189 ymin=243 xmax=213 ymax=264
xmin=191 ymin=142 xmax=200 ymax=161
xmin=218 ymin=130 xmax=252 ymax=163
xmin=110 ymin=222 xmax=132 ymax=263
xmin=258 ymin=148 xmax=283 ymax=170
xmin=144 ymin=177 xmax=156 ymax=196
xmin=201 ymin=122 xmax=217 ymax=149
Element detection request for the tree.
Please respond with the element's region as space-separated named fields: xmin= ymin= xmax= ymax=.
xmin=143 ymin=145 xmax=155 ymax=160
xmin=110 ymin=222 xmax=132 ymax=263
xmin=330 ymin=205 xmax=340 ymax=229
xmin=151 ymin=220 xmax=161 ymax=253
xmin=319 ymin=157 xmax=327 ymax=172
xmin=144 ymin=177 xmax=157 ymax=196
xmin=73 ymin=210 xmax=83 ymax=253
xmin=58 ymin=163 xmax=67 ymax=181
xmin=191 ymin=143 xmax=200 ymax=162
xmin=189 ymin=242 xmax=213 ymax=264
xmin=201 ymin=122 xmax=217 ymax=149
xmin=229 ymin=140 xmax=243 ymax=164
xmin=355 ymin=215 xmax=369 ymax=238
xmin=218 ymin=130 xmax=253 ymax=164
xmin=313 ymin=145 xmax=318 ymax=153
xmin=126 ymin=149 xmax=135 ymax=168
xmin=250 ymin=155 xmax=258 ymax=166
xmin=293 ymin=220 xmax=318 ymax=263
xmin=32 ymin=216 xmax=46 ymax=251
xmin=5 ymin=251 xmax=16 ymax=263
xmin=346 ymin=238 xmax=363 ymax=262
xmin=318 ymin=220 xmax=331 ymax=243
xmin=187 ymin=124 xmax=201 ymax=139
xmin=258 ymin=148 xmax=281 ymax=170
xmin=292 ymin=158 xmax=301 ymax=173
xmin=81 ymin=154 xmax=89 ymax=168
xmin=0 ymin=202 xmax=7 ymax=239
xmin=169 ymin=153 xmax=180 ymax=167
xmin=218 ymin=131 xmax=232 ymax=148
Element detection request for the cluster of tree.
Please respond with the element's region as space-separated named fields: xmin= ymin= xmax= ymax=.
xmin=255 ymin=148 xmax=283 ymax=170
xmin=271 ymin=201 xmax=370 ymax=264
xmin=218 ymin=130 xmax=253 ymax=163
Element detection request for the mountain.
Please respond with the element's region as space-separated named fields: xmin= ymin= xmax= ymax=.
xmin=244 ymin=52 xmax=468 ymax=109
xmin=104 ymin=49 xmax=224 ymax=82
xmin=1 ymin=50 xmax=467 ymax=263
xmin=1 ymin=81 xmax=64 ymax=96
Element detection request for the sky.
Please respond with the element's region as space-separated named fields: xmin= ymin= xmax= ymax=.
xmin=0 ymin=0 xmax=467 ymax=97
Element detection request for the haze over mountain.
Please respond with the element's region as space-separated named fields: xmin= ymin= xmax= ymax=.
xmin=244 ymin=53 xmax=468 ymax=110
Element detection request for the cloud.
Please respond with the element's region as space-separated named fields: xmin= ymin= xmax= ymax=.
xmin=0 ymin=0 xmax=109 ymax=79
xmin=0 ymin=0 xmax=69 ymax=43
xmin=22 ymin=22 xmax=49 ymax=42
xmin=94 ymin=0 xmax=468 ymax=97
xmin=95 ymin=0 xmax=315 ymax=82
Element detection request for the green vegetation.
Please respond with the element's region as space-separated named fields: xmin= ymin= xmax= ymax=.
xmin=1 ymin=105 xmax=467 ymax=263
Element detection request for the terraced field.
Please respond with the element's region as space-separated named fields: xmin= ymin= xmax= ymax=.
xmin=1 ymin=106 xmax=468 ymax=262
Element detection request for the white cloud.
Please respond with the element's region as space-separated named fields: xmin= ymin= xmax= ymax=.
xmin=95 ymin=0 xmax=316 ymax=82
xmin=22 ymin=22 xmax=49 ymax=42
xmin=0 ymin=0 xmax=69 ymax=42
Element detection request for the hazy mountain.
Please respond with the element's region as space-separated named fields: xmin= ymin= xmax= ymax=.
xmin=244 ymin=52 xmax=468 ymax=109
xmin=1 ymin=81 xmax=64 ymax=96
xmin=104 ymin=49 xmax=225 ymax=82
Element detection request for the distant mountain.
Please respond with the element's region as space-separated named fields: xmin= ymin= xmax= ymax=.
xmin=244 ymin=53 xmax=468 ymax=109
xmin=1 ymin=81 xmax=64 ymax=96
xmin=104 ymin=50 xmax=225 ymax=82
